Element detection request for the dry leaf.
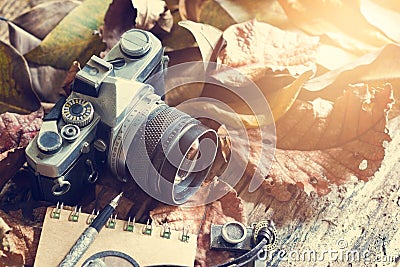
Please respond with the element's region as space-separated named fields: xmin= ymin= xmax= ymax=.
xmin=132 ymin=0 xmax=173 ymax=32
xmin=8 ymin=1 xmax=81 ymax=103
xmin=178 ymin=0 xmax=206 ymax=21
xmin=178 ymin=20 xmax=222 ymax=64
xmin=277 ymin=0 xmax=392 ymax=55
xmin=192 ymin=20 xmax=317 ymax=121
xmin=0 ymin=41 xmax=40 ymax=114
xmin=0 ymin=210 xmax=40 ymax=266
xmin=0 ymin=110 xmax=43 ymax=190
xmin=10 ymin=1 xmax=80 ymax=41
xmin=360 ymin=0 xmax=400 ymax=43
xmin=0 ymin=109 xmax=43 ymax=154
xmin=62 ymin=61 xmax=81 ymax=96
xmin=264 ymin=83 xmax=393 ymax=200
xmin=150 ymin=182 xmax=246 ymax=267
xmin=25 ymin=0 xmax=110 ymax=70
xmin=8 ymin=22 xmax=41 ymax=55
xmin=195 ymin=0 xmax=292 ymax=32
xmin=216 ymin=20 xmax=318 ymax=82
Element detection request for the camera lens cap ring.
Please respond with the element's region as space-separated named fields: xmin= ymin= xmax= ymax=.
xmin=51 ymin=177 xmax=71 ymax=196
xmin=37 ymin=131 xmax=62 ymax=154
xmin=221 ymin=221 xmax=247 ymax=244
xmin=120 ymin=29 xmax=151 ymax=57
xmin=61 ymin=124 xmax=80 ymax=142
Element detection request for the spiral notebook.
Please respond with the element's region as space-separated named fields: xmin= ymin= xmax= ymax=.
xmin=34 ymin=206 xmax=197 ymax=267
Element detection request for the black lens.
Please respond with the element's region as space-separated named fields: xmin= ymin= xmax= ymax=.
xmin=124 ymin=104 xmax=218 ymax=205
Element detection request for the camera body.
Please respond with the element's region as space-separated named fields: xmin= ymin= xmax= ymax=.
xmin=25 ymin=29 xmax=168 ymax=205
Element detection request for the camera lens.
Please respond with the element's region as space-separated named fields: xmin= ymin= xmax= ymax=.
xmin=112 ymin=87 xmax=218 ymax=205
xmin=175 ymin=139 xmax=199 ymax=185
xmin=140 ymin=105 xmax=218 ymax=204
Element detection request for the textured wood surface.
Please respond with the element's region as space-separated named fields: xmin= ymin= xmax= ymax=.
xmin=236 ymin=116 xmax=400 ymax=266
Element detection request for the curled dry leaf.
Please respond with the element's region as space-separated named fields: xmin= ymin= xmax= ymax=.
xmin=150 ymin=182 xmax=246 ymax=267
xmin=0 ymin=110 xmax=43 ymax=190
xmin=102 ymin=0 xmax=136 ymax=53
xmin=216 ymin=20 xmax=318 ymax=83
xmin=178 ymin=0 xmax=206 ymax=21
xmin=9 ymin=0 xmax=80 ymax=41
xmin=195 ymin=83 xmax=393 ymax=201
xmin=133 ymin=0 xmax=173 ymax=32
xmin=0 ymin=210 xmax=40 ymax=266
xmin=8 ymin=1 xmax=79 ymax=103
xmin=178 ymin=20 xmax=222 ymax=63
xmin=277 ymin=0 xmax=392 ymax=55
xmin=102 ymin=0 xmax=173 ymax=54
xmin=302 ymin=44 xmax=400 ymax=118
xmin=265 ymin=83 xmax=393 ymax=200
xmin=0 ymin=41 xmax=40 ymax=114
xmin=25 ymin=0 xmax=111 ymax=70
xmin=195 ymin=20 xmax=317 ymax=121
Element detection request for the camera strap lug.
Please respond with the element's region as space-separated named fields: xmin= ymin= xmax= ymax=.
xmin=51 ymin=176 xmax=71 ymax=196
xmin=85 ymin=159 xmax=98 ymax=183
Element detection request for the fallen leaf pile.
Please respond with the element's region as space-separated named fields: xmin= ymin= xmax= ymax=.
xmin=0 ymin=0 xmax=400 ymax=266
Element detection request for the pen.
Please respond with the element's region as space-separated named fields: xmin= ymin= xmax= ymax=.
xmin=58 ymin=192 xmax=123 ymax=267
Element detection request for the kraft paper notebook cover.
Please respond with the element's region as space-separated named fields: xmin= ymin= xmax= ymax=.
xmin=34 ymin=207 xmax=197 ymax=267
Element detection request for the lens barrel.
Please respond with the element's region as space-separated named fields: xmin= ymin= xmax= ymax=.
xmin=122 ymin=102 xmax=218 ymax=205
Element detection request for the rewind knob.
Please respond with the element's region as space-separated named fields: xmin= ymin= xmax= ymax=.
xmin=62 ymin=98 xmax=94 ymax=127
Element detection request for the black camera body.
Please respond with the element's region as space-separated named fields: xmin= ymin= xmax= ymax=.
xmin=25 ymin=29 xmax=218 ymax=206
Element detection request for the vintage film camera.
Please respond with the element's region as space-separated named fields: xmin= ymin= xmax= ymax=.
xmin=25 ymin=29 xmax=218 ymax=205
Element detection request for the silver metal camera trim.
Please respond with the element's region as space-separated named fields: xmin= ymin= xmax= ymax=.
xmin=109 ymin=89 xmax=162 ymax=181
xmin=221 ymin=221 xmax=247 ymax=244
xmin=26 ymin=115 xmax=100 ymax=178
xmin=104 ymin=29 xmax=162 ymax=82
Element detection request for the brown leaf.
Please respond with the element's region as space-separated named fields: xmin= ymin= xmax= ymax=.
xmin=277 ymin=0 xmax=392 ymax=55
xmin=178 ymin=0 xmax=206 ymax=21
xmin=264 ymin=83 xmax=393 ymax=200
xmin=197 ymin=20 xmax=316 ymax=121
xmin=0 ymin=210 xmax=40 ymax=266
xmin=8 ymin=1 xmax=79 ymax=103
xmin=156 ymin=5 xmax=196 ymax=51
xmin=216 ymin=20 xmax=318 ymax=82
xmin=360 ymin=0 xmax=400 ymax=43
xmin=302 ymin=44 xmax=400 ymax=117
xmin=102 ymin=0 xmax=136 ymax=53
xmin=178 ymin=20 xmax=222 ymax=63
xmin=150 ymin=182 xmax=246 ymax=267
xmin=0 ymin=41 xmax=40 ymax=114
xmin=0 ymin=109 xmax=43 ymax=154
xmin=0 ymin=109 xmax=43 ymax=189
xmin=8 ymin=22 xmax=41 ymax=55
xmin=62 ymin=61 xmax=81 ymax=96
xmin=133 ymin=0 xmax=173 ymax=32
xmin=196 ymin=0 xmax=292 ymax=31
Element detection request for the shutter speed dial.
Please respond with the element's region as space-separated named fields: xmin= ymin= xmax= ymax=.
xmin=62 ymin=98 xmax=94 ymax=127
